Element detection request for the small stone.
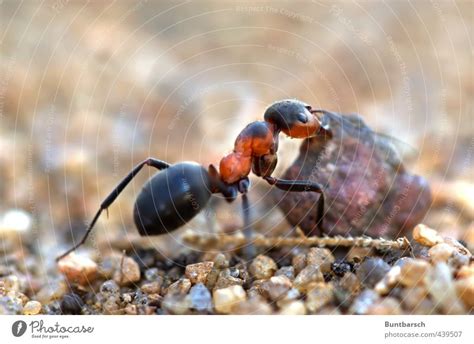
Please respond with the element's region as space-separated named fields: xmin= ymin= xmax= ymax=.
xmin=331 ymin=260 xmax=353 ymax=277
xmin=293 ymin=265 xmax=324 ymax=292
xmin=306 ymin=248 xmax=335 ymax=273
xmin=36 ymin=280 xmax=67 ymax=304
xmin=292 ymin=253 xmax=307 ymax=275
xmin=399 ymin=259 xmax=430 ymax=287
xmin=60 ymin=293 xmax=84 ymax=315
xmin=166 ymin=279 xmax=191 ymax=295
xmin=276 ymin=288 xmax=301 ymax=308
xmin=429 ymin=243 xmax=454 ymax=263
xmin=456 ymin=264 xmax=474 ymax=279
xmin=275 ymin=266 xmax=295 ymax=280
xmin=144 ymin=268 xmax=161 ymax=281
xmin=367 ymin=297 xmax=402 ymax=315
xmin=337 ymin=272 xmax=360 ymax=295
xmin=413 ymin=224 xmax=443 ymax=247
xmin=455 ymin=277 xmax=474 ymax=309
xmin=232 ymin=296 xmax=272 ymax=315
xmin=114 ymin=256 xmax=140 ymax=285
xmin=124 ymin=304 xmax=137 ymax=315
xmin=425 ymin=262 xmax=465 ymax=314
xmin=213 ymin=285 xmax=247 ymax=314
xmin=213 ymin=253 xmax=229 ymax=269
xmin=261 ymin=275 xmax=292 ymax=301
xmin=187 ymin=283 xmax=212 ymax=312
xmin=375 ymin=266 xmax=402 ymax=295
xmin=22 ymin=300 xmax=41 ymax=315
xmin=162 ymin=294 xmax=190 ymax=315
xmin=214 ymin=273 xmax=243 ymax=290
xmin=100 ymin=280 xmax=120 ymax=297
xmin=356 ymin=258 xmax=390 ymax=288
xmin=185 ymin=261 xmax=214 ymax=284
xmin=58 ymin=253 xmax=98 ymax=285
xmin=141 ymin=281 xmax=161 ymax=295
xmin=249 ymin=255 xmax=277 ymax=280
xmin=349 ymin=290 xmax=379 ymax=315
xmin=279 ymin=300 xmax=306 ymax=315
xmin=306 ymin=283 xmax=333 ymax=313
xmin=401 ymin=287 xmax=429 ymax=312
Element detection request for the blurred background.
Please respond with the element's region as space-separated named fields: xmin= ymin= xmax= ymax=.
xmin=0 ymin=1 xmax=472 ymax=263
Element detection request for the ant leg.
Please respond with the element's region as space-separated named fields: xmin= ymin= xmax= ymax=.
xmin=238 ymin=178 xmax=255 ymax=259
xmin=56 ymin=158 xmax=170 ymax=262
xmin=263 ymin=176 xmax=325 ymax=233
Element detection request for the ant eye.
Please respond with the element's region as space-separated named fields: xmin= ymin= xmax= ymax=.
xmin=296 ymin=113 xmax=308 ymax=123
xmin=304 ymin=105 xmax=312 ymax=111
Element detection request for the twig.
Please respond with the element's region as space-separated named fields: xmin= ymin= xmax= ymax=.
xmin=182 ymin=229 xmax=411 ymax=252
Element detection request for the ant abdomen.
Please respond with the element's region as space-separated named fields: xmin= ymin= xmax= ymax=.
xmin=133 ymin=162 xmax=212 ymax=236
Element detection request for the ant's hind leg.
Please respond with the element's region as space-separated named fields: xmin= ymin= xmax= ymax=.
xmin=56 ymin=158 xmax=170 ymax=262
xmin=238 ymin=178 xmax=256 ymax=260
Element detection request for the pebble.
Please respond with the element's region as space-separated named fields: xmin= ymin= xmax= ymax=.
xmin=293 ymin=265 xmax=324 ymax=292
xmin=337 ymin=272 xmax=361 ymax=295
xmin=249 ymin=255 xmax=277 ymax=280
xmin=399 ymin=259 xmax=430 ymax=287
xmin=400 ymin=287 xmax=429 ymax=312
xmin=366 ymin=297 xmax=402 ymax=315
xmin=144 ymin=268 xmax=161 ymax=281
xmin=456 ymin=264 xmax=474 ymax=279
xmin=185 ymin=261 xmax=214 ymax=284
xmin=141 ymin=281 xmax=161 ymax=295
xmin=35 ymin=280 xmax=67 ymax=304
xmin=275 ymin=266 xmax=295 ymax=280
xmin=331 ymin=260 xmax=353 ymax=277
xmin=232 ymin=296 xmax=272 ymax=315
xmin=349 ymin=290 xmax=379 ymax=315
xmin=113 ymin=256 xmax=141 ymax=285
xmin=187 ymin=283 xmax=212 ymax=312
xmin=306 ymin=248 xmax=335 ymax=273
xmin=166 ymin=279 xmax=192 ymax=295
xmin=100 ymin=280 xmax=120 ymax=297
xmin=292 ymin=253 xmax=307 ymax=275
xmin=455 ymin=277 xmax=474 ymax=309
xmin=124 ymin=304 xmax=137 ymax=315
xmin=213 ymin=285 xmax=247 ymax=314
xmin=306 ymin=283 xmax=333 ymax=313
xmin=425 ymin=262 xmax=465 ymax=314
xmin=60 ymin=293 xmax=84 ymax=315
xmin=214 ymin=273 xmax=243 ymax=290
xmin=375 ymin=266 xmax=402 ymax=295
xmin=261 ymin=275 xmax=292 ymax=301
xmin=428 ymin=243 xmax=454 ymax=263
xmin=0 ymin=294 xmax=24 ymax=314
xmin=413 ymin=224 xmax=444 ymax=247
xmin=23 ymin=300 xmax=42 ymax=315
xmin=356 ymin=258 xmax=390 ymax=288
xmin=279 ymin=300 xmax=306 ymax=315
xmin=162 ymin=294 xmax=190 ymax=315
xmin=58 ymin=253 xmax=98 ymax=285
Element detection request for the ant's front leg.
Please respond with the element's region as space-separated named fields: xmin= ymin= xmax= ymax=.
xmin=263 ymin=176 xmax=325 ymax=233
xmin=56 ymin=158 xmax=170 ymax=262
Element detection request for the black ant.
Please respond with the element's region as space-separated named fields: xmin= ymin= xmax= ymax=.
xmin=56 ymin=99 xmax=332 ymax=262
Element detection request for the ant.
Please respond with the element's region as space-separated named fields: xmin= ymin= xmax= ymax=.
xmin=56 ymin=99 xmax=332 ymax=262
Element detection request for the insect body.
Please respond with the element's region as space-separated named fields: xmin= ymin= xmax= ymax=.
xmin=57 ymin=99 xmax=332 ymax=261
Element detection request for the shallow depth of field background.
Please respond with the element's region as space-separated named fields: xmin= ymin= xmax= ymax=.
xmin=0 ymin=1 xmax=472 ymax=263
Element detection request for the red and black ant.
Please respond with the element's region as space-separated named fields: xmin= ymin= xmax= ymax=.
xmin=56 ymin=99 xmax=332 ymax=261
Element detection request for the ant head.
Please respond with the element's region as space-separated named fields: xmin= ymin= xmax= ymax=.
xmin=264 ymin=99 xmax=327 ymax=138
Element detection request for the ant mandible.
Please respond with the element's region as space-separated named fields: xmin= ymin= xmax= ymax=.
xmin=56 ymin=99 xmax=332 ymax=261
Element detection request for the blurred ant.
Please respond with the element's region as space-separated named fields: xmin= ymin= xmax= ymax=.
xmin=56 ymin=99 xmax=332 ymax=261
